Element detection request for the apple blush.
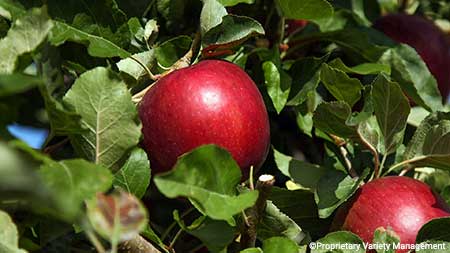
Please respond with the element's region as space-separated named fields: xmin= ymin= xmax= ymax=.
xmin=139 ymin=60 xmax=270 ymax=178
xmin=333 ymin=176 xmax=450 ymax=253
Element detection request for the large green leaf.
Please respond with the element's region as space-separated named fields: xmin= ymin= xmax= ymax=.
xmin=49 ymin=20 xmax=130 ymax=58
xmin=269 ymin=187 xmax=329 ymax=239
xmin=39 ymin=159 xmax=113 ymax=220
xmin=0 ymin=210 xmax=27 ymax=253
xmin=275 ymin=0 xmax=333 ymax=24
xmin=200 ymin=0 xmax=227 ymax=35
xmin=154 ymin=145 xmax=258 ymax=224
xmin=328 ymin=58 xmax=390 ymax=75
xmin=113 ymin=148 xmax=151 ymax=199
xmin=380 ymin=44 xmax=442 ymax=111
xmin=0 ymin=8 xmax=52 ymax=73
xmin=315 ymin=169 xmax=368 ymax=218
xmin=287 ymin=55 xmax=328 ymax=106
xmin=263 ymin=61 xmax=290 ymax=114
xmin=117 ymin=50 xmax=155 ymax=82
xmin=63 ymin=67 xmax=141 ymax=170
xmin=273 ymin=148 xmax=328 ymax=191
xmin=320 ymin=64 xmax=362 ymax=107
xmin=393 ymin=112 xmax=450 ymax=172
xmin=372 ymin=75 xmax=410 ymax=155
xmin=203 ymin=15 xmax=265 ymax=47
xmin=258 ymin=201 xmax=306 ymax=244
xmin=313 ymin=101 xmax=358 ymax=139
xmin=39 ymin=86 xmax=85 ymax=136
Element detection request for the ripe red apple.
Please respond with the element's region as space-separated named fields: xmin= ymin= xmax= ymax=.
xmin=139 ymin=60 xmax=270 ymax=178
xmin=374 ymin=14 xmax=450 ymax=100
xmin=332 ymin=176 xmax=450 ymax=253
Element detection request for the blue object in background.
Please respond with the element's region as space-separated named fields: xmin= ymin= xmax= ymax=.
xmin=7 ymin=124 xmax=48 ymax=149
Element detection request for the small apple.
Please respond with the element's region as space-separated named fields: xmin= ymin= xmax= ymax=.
xmin=332 ymin=176 xmax=450 ymax=253
xmin=139 ymin=60 xmax=270 ymax=178
xmin=374 ymin=14 xmax=450 ymax=100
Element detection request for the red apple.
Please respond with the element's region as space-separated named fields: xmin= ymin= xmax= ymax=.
xmin=374 ymin=14 xmax=450 ymax=100
xmin=139 ymin=60 xmax=270 ymax=178
xmin=333 ymin=176 xmax=450 ymax=253
xmin=286 ymin=19 xmax=308 ymax=35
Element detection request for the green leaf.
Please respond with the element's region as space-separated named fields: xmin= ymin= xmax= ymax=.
xmin=0 ymin=74 xmax=42 ymax=97
xmin=313 ymin=101 xmax=358 ymax=139
xmin=404 ymin=112 xmax=450 ymax=160
xmin=269 ymin=187 xmax=329 ymax=239
xmin=416 ymin=217 xmax=450 ymax=253
xmin=394 ymin=112 xmax=450 ymax=171
xmin=0 ymin=210 xmax=27 ymax=253
xmin=320 ymin=64 xmax=362 ymax=107
xmin=258 ymin=201 xmax=306 ymax=243
xmin=117 ymin=50 xmax=155 ymax=81
xmin=311 ymin=231 xmax=365 ymax=253
xmin=39 ymin=86 xmax=85 ymax=136
xmin=174 ymin=212 xmax=235 ymax=253
xmin=203 ymin=15 xmax=265 ymax=47
xmin=275 ymin=0 xmax=333 ymax=24
xmin=262 ymin=237 xmax=302 ymax=253
xmin=379 ymin=44 xmax=443 ymax=111
xmin=154 ymin=145 xmax=258 ymax=224
xmin=39 ymin=159 xmax=113 ymax=220
xmin=49 ymin=20 xmax=131 ymax=58
xmin=315 ymin=169 xmax=368 ymax=218
xmin=63 ymin=67 xmax=141 ymax=170
xmin=273 ymin=148 xmax=328 ymax=191
xmin=0 ymin=8 xmax=53 ymax=74
xmin=287 ymin=55 xmax=328 ymax=106
xmin=372 ymin=227 xmax=400 ymax=253
xmin=0 ymin=0 xmax=26 ymax=20
xmin=328 ymin=58 xmax=390 ymax=75
xmin=263 ymin=61 xmax=290 ymax=114
xmin=200 ymin=0 xmax=227 ymax=35
xmin=372 ymin=75 xmax=410 ymax=155
xmin=113 ymin=148 xmax=151 ymax=199
xmin=0 ymin=141 xmax=49 ymax=203
xmin=154 ymin=35 xmax=192 ymax=69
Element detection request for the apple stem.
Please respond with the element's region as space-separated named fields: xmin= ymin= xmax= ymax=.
xmin=240 ymin=174 xmax=275 ymax=249
xmin=118 ymin=235 xmax=162 ymax=253
xmin=377 ymin=154 xmax=388 ymax=178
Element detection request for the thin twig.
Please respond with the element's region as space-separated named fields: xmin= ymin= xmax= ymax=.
xmin=249 ymin=165 xmax=255 ymax=190
xmin=377 ymin=155 xmax=388 ymax=179
xmin=240 ymin=174 xmax=275 ymax=249
xmin=340 ymin=146 xmax=358 ymax=178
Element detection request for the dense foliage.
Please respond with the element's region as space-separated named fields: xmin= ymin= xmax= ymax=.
xmin=1 ymin=0 xmax=450 ymax=252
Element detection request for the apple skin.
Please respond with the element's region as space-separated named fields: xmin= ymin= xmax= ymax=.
xmin=139 ymin=60 xmax=270 ymax=178
xmin=373 ymin=14 xmax=450 ymax=100
xmin=332 ymin=176 xmax=450 ymax=253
